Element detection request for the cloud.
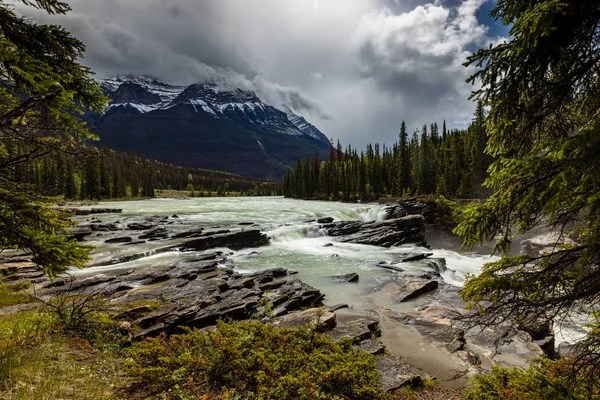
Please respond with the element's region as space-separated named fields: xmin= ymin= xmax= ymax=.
xmin=14 ymin=0 xmax=499 ymax=149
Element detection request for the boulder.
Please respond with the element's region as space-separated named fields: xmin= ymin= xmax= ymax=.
xmin=180 ymin=229 xmax=269 ymax=251
xmin=127 ymin=222 xmax=156 ymax=230
xmin=376 ymin=356 xmax=426 ymax=392
xmin=327 ymin=304 xmax=349 ymax=312
xmin=355 ymin=339 xmax=386 ymax=355
xmin=271 ymin=308 xmax=336 ymax=332
xmin=397 ymin=280 xmax=439 ymax=302
xmin=330 ymin=318 xmax=380 ymax=343
xmin=171 ymin=228 xmax=204 ymax=239
xmin=139 ymin=227 xmax=169 ymax=240
xmin=327 ymin=215 xmax=427 ymax=247
xmin=383 ymin=205 xmax=407 ymax=220
xmin=317 ymin=217 xmax=334 ymax=224
xmin=394 ymin=252 xmax=433 ymax=263
xmin=69 ymin=227 xmax=93 ymax=241
xmin=105 ymin=236 xmax=133 ymax=244
xmin=331 ymin=272 xmax=358 ymax=282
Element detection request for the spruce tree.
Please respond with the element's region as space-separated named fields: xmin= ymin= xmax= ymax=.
xmin=0 ymin=0 xmax=106 ymax=276
xmin=456 ymin=0 xmax=600 ymax=389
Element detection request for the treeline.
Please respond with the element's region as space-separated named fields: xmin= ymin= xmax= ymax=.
xmin=3 ymin=145 xmax=281 ymax=200
xmin=283 ymin=102 xmax=491 ymax=201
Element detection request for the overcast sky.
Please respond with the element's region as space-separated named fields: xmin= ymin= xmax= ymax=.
xmin=17 ymin=0 xmax=508 ymax=149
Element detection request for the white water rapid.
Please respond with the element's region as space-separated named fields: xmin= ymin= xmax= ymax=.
xmin=75 ymin=197 xmax=497 ymax=310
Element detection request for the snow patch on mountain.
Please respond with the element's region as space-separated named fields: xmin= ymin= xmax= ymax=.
xmin=100 ymin=75 xmax=329 ymax=143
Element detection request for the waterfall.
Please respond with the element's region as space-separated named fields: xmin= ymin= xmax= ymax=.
xmin=268 ymin=224 xmax=328 ymax=242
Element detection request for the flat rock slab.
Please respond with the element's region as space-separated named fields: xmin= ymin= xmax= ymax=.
xmin=271 ymin=308 xmax=336 ymax=332
xmin=397 ymin=280 xmax=438 ymax=302
xmin=105 ymin=236 xmax=133 ymax=243
xmin=376 ymin=355 xmax=426 ymax=392
xmin=331 ymin=272 xmax=359 ymax=283
xmin=394 ymin=252 xmax=433 ymax=263
xmin=355 ymin=339 xmax=386 ymax=355
xmin=330 ymin=318 xmax=379 ymax=343
xmin=376 ymin=262 xmax=404 ymax=273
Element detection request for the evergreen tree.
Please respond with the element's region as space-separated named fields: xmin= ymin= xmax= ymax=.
xmin=456 ymin=0 xmax=600 ymax=390
xmin=0 ymin=0 xmax=106 ymax=276
xmin=398 ymin=121 xmax=411 ymax=193
xmin=64 ymin=159 xmax=76 ymax=199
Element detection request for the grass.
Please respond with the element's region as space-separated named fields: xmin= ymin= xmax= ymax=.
xmin=0 ymin=282 xmax=37 ymax=308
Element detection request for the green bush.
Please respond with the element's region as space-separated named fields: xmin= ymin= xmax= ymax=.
xmin=465 ymin=359 xmax=600 ymax=400
xmin=126 ymin=320 xmax=386 ymax=400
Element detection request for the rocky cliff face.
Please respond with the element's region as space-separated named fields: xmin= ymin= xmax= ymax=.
xmin=92 ymin=76 xmax=329 ymax=178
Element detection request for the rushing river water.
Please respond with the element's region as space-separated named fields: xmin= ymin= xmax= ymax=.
xmin=74 ymin=197 xmax=497 ymax=311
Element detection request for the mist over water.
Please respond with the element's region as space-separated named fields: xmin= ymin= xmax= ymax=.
xmin=76 ymin=197 xmax=498 ymax=310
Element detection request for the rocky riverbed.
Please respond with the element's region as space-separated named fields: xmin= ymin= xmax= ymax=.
xmin=0 ymin=197 xmax=567 ymax=392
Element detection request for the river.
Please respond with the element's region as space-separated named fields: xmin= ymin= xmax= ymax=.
xmin=74 ymin=196 xmax=496 ymax=312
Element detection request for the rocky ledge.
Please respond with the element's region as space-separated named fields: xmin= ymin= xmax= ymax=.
xmin=322 ymin=214 xmax=427 ymax=247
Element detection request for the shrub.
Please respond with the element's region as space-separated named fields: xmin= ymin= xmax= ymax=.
xmin=465 ymin=358 xmax=600 ymax=400
xmin=126 ymin=320 xmax=386 ymax=400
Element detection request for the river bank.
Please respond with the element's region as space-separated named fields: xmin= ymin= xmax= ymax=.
xmin=0 ymin=196 xmax=570 ymax=397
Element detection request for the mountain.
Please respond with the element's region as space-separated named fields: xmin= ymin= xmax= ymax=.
xmin=92 ymin=76 xmax=330 ymax=179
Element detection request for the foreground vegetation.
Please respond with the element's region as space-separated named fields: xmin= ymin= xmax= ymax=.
xmin=0 ymin=282 xmax=597 ymax=400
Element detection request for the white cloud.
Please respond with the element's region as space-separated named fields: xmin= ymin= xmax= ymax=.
xmin=15 ymin=0 xmax=498 ymax=149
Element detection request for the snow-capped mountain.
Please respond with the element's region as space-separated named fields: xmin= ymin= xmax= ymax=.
xmin=92 ymin=75 xmax=330 ymax=179
xmin=99 ymin=75 xmax=329 ymax=145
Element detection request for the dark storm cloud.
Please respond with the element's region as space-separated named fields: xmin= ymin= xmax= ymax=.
xmin=15 ymin=0 xmax=500 ymax=148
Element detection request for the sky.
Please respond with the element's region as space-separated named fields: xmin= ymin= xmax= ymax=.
xmin=17 ymin=0 xmax=508 ymax=149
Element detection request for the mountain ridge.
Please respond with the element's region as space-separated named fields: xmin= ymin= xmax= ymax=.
xmin=92 ymin=75 xmax=330 ymax=179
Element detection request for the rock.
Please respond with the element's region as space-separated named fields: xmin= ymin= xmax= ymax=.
xmin=328 ymin=254 xmax=339 ymax=258
xmin=331 ymin=273 xmax=359 ymax=283
xmin=330 ymin=318 xmax=380 ymax=342
xmin=445 ymin=338 xmax=465 ymax=353
xmin=127 ymin=222 xmax=156 ymax=230
xmin=115 ymin=305 xmax=153 ymax=320
xmin=123 ymin=240 xmax=146 ymax=246
xmin=328 ymin=215 xmax=427 ymax=247
xmin=323 ymin=221 xmax=362 ymax=236
xmin=521 ymin=232 xmax=576 ymax=257
xmin=57 ymin=207 xmax=122 ymax=216
xmin=180 ymin=229 xmax=269 ymax=251
xmin=396 ymin=280 xmax=438 ymax=302
xmin=271 ymin=308 xmax=336 ymax=332
xmin=69 ymin=227 xmax=93 ymax=241
xmin=376 ymin=261 xmax=405 ymax=273
xmin=383 ymin=205 xmax=408 ymax=220
xmin=238 ymin=222 xmax=255 ymax=226
xmin=355 ymin=339 xmax=386 ymax=355
xmin=139 ymin=227 xmax=169 ymax=240
xmin=171 ymin=228 xmax=205 ymax=239
xmin=119 ymin=321 xmax=132 ymax=332
xmin=134 ymin=323 xmax=165 ymax=339
xmin=323 ymin=243 xmax=334 ymax=247
xmin=376 ymin=356 xmax=425 ymax=392
xmin=317 ymin=217 xmax=334 ymax=224
xmin=558 ymin=342 xmax=575 ymax=358
xmin=105 ymin=236 xmax=133 ymax=244
xmin=327 ymin=304 xmax=349 ymax=312
xmin=395 ymin=252 xmax=433 ymax=263
xmin=172 ymin=215 xmax=179 ymax=218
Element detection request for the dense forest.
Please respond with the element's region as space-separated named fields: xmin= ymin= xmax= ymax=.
xmin=283 ymin=102 xmax=491 ymax=201
xmin=2 ymin=144 xmax=281 ymax=200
